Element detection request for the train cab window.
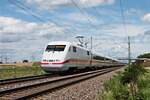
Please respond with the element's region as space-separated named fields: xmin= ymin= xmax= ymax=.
xmin=73 ymin=46 xmax=77 ymax=52
xmin=87 ymin=51 xmax=90 ymax=55
xmin=46 ymin=45 xmax=66 ymax=52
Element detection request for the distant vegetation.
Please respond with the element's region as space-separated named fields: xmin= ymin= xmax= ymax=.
xmin=138 ymin=53 xmax=150 ymax=58
xmin=99 ymin=62 xmax=150 ymax=100
xmin=22 ymin=60 xmax=29 ymax=63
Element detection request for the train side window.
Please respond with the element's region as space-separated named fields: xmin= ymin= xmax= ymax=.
xmin=87 ymin=51 xmax=90 ymax=55
xmin=73 ymin=46 xmax=76 ymax=52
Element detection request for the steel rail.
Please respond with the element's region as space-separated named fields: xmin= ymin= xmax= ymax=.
xmin=0 ymin=74 xmax=52 ymax=85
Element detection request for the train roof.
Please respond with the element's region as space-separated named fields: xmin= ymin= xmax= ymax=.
xmin=47 ymin=41 xmax=119 ymax=62
xmin=47 ymin=41 xmax=71 ymax=45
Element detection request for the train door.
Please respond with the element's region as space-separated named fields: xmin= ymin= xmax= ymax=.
xmin=87 ymin=51 xmax=91 ymax=67
xmin=72 ymin=46 xmax=77 ymax=67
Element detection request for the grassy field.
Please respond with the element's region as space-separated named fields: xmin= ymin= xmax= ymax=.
xmin=0 ymin=62 xmax=34 ymax=67
xmin=0 ymin=63 xmax=46 ymax=80
xmin=99 ymin=67 xmax=150 ymax=100
xmin=138 ymin=69 xmax=150 ymax=100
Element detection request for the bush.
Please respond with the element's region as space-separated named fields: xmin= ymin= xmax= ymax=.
xmin=121 ymin=63 xmax=146 ymax=85
xmin=102 ymin=75 xmax=129 ymax=100
xmin=101 ymin=62 xmax=147 ymax=100
xmin=137 ymin=70 xmax=150 ymax=100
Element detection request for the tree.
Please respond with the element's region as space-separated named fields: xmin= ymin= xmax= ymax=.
xmin=138 ymin=53 xmax=150 ymax=58
xmin=23 ymin=60 xmax=28 ymax=63
xmin=121 ymin=63 xmax=146 ymax=100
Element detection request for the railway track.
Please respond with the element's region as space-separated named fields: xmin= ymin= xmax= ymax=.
xmin=0 ymin=73 xmax=59 ymax=92
xmin=0 ymin=67 xmax=121 ymax=100
xmin=0 ymin=74 xmax=52 ymax=85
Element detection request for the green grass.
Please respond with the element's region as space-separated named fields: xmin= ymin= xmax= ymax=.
xmin=138 ymin=70 xmax=150 ymax=100
xmin=0 ymin=65 xmax=46 ymax=80
xmin=99 ymin=69 xmax=150 ymax=100
xmin=99 ymin=75 xmax=129 ymax=100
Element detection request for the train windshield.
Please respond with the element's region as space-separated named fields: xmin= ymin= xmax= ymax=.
xmin=45 ymin=45 xmax=66 ymax=52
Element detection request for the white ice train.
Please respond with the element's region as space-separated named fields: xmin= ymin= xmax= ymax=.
xmin=41 ymin=41 xmax=122 ymax=72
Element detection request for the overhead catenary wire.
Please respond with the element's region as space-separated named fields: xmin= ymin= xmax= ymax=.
xmin=8 ymin=0 xmax=45 ymax=23
xmin=16 ymin=0 xmax=94 ymax=35
xmin=10 ymin=0 xmax=107 ymax=35
xmin=17 ymin=0 xmax=94 ymax=35
xmin=119 ymin=0 xmax=132 ymax=66
xmin=79 ymin=0 xmax=118 ymax=49
xmin=86 ymin=0 xmax=112 ymax=27
xmin=8 ymin=0 xmax=77 ymax=35
xmin=70 ymin=0 xmax=104 ymax=49
xmin=119 ymin=0 xmax=127 ymax=35
xmin=70 ymin=0 xmax=97 ymax=29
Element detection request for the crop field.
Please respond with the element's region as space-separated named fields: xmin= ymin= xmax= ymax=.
xmin=0 ymin=62 xmax=34 ymax=67
xmin=0 ymin=63 xmax=46 ymax=80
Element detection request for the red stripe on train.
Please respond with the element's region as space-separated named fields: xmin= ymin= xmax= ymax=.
xmin=41 ymin=60 xmax=69 ymax=65
xmin=40 ymin=62 xmax=49 ymax=64
xmin=41 ymin=59 xmax=92 ymax=65
xmin=51 ymin=60 xmax=69 ymax=64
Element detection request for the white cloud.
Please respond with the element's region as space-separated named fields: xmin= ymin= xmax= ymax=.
xmin=142 ymin=13 xmax=150 ymax=22
xmin=76 ymin=0 xmax=115 ymax=7
xmin=125 ymin=8 xmax=143 ymax=17
xmin=0 ymin=16 xmax=64 ymax=36
xmin=63 ymin=12 xmax=99 ymax=24
xmin=101 ymin=24 xmax=149 ymax=37
xmin=26 ymin=0 xmax=115 ymax=10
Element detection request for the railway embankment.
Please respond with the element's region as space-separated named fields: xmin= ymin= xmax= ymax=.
xmin=0 ymin=67 xmax=121 ymax=99
xmin=31 ymin=67 xmax=124 ymax=100
xmin=100 ymin=64 xmax=150 ymax=100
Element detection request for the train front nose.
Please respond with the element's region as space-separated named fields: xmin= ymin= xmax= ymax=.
xmin=41 ymin=63 xmax=65 ymax=72
xmin=41 ymin=59 xmax=69 ymax=72
xmin=41 ymin=44 xmax=67 ymax=72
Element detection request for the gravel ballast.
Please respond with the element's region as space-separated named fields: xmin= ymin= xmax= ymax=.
xmin=33 ymin=67 xmax=124 ymax=100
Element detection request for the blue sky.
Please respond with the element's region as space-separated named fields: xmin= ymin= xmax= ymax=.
xmin=0 ymin=0 xmax=150 ymax=62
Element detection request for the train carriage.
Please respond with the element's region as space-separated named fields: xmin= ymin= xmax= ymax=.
xmin=41 ymin=41 xmax=122 ymax=72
